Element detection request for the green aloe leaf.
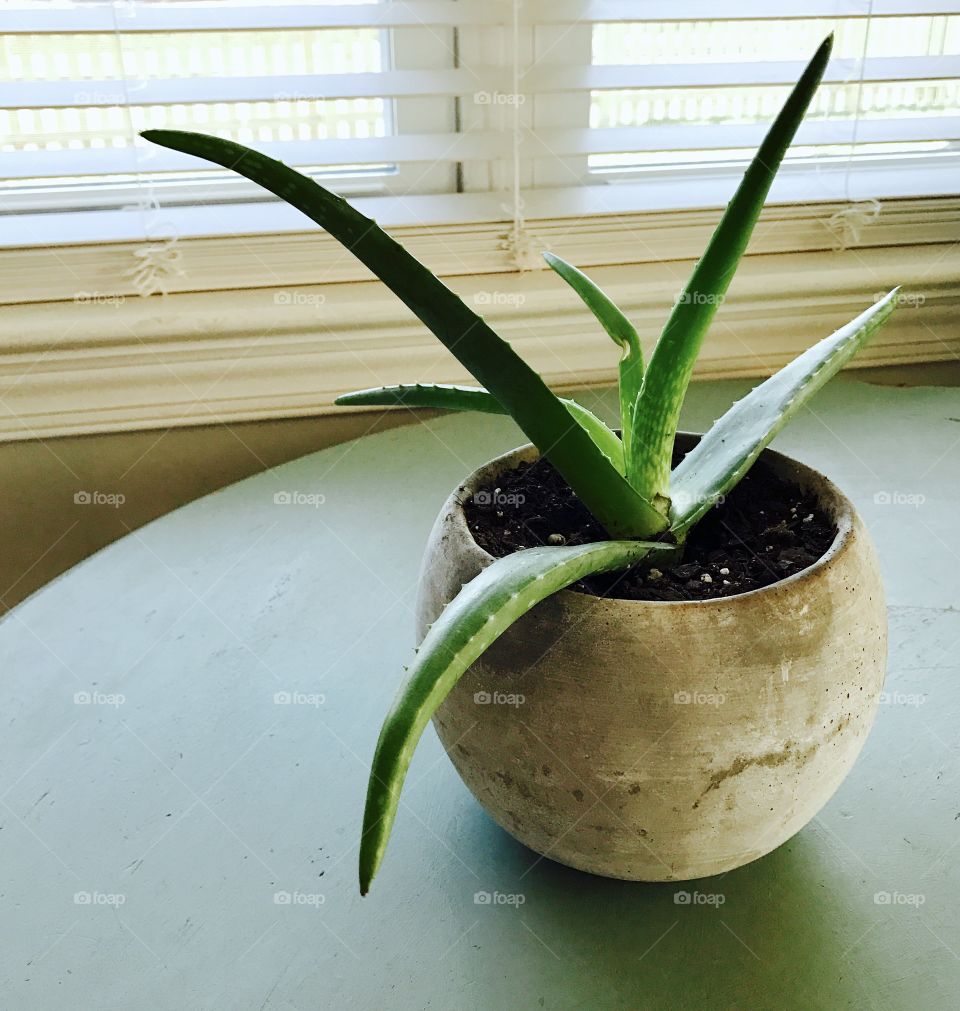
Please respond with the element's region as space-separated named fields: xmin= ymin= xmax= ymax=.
xmin=142 ymin=130 xmax=667 ymax=539
xmin=359 ymin=538 xmax=669 ymax=895
xmin=669 ymin=289 xmax=898 ymax=539
xmin=336 ymin=383 xmax=625 ymax=474
xmin=543 ymin=251 xmax=644 ymax=466
xmin=629 ymin=35 xmax=834 ymax=506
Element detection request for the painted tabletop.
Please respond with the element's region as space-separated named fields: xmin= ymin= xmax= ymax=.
xmin=1 ymin=379 xmax=958 ymax=1010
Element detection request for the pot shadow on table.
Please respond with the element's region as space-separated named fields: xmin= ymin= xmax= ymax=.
xmin=468 ymin=805 xmax=893 ymax=1009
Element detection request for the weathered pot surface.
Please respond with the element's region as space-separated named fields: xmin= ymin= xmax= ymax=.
xmin=416 ymin=435 xmax=887 ymax=881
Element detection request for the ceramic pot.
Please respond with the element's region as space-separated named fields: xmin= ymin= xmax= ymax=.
xmin=415 ymin=436 xmax=887 ymax=881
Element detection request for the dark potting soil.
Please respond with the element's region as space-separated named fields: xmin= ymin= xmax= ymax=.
xmin=463 ymin=454 xmax=837 ymax=601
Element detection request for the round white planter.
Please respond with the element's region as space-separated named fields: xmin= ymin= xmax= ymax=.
xmin=416 ymin=438 xmax=887 ymax=881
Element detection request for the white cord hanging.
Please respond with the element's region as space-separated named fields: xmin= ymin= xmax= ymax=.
xmin=111 ymin=0 xmax=181 ymax=296
xmin=828 ymin=3 xmax=883 ymax=251
xmin=123 ymin=236 xmax=185 ymax=296
xmin=825 ymin=198 xmax=882 ymax=251
xmin=499 ymin=0 xmax=542 ymax=271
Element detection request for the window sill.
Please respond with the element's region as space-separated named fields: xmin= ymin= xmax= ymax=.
xmin=0 ymin=195 xmax=957 ymax=442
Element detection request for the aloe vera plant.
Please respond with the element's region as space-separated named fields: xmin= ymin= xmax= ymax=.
xmin=144 ymin=33 xmax=899 ymax=895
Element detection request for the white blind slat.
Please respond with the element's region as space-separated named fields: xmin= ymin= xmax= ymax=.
xmin=7 ymin=154 xmax=958 ymax=248
xmin=564 ymin=55 xmax=960 ymax=93
xmin=573 ymin=116 xmax=960 ymax=153
xmin=1 ymin=69 xmax=469 ymax=108
xmin=551 ymin=1 xmax=960 ymax=21
xmin=6 ymin=117 xmax=960 ymax=181
xmin=0 ymin=2 xmax=503 ymax=33
xmin=0 ymin=132 xmax=488 ymax=178
xmin=5 ymin=56 xmax=957 ymax=110
xmin=4 ymin=1 xmax=959 ymax=33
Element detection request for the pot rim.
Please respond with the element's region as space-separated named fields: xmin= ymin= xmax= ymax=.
xmin=446 ymin=432 xmax=857 ymax=608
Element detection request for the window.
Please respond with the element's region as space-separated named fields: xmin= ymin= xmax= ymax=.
xmin=1 ymin=0 xmax=457 ymax=242
xmin=589 ymin=11 xmax=960 ymax=198
xmin=4 ymin=20 xmax=393 ymax=200
xmin=2 ymin=1 xmax=959 ymax=246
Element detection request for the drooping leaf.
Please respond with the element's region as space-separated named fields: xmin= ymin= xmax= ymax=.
xmin=543 ymin=252 xmax=644 ymax=471
xmin=141 ymin=130 xmax=666 ymax=539
xmin=629 ymin=35 xmax=834 ymax=506
xmin=336 ymin=383 xmax=625 ymax=474
xmin=669 ymin=290 xmax=898 ymax=539
xmin=358 ymin=538 xmax=669 ymax=895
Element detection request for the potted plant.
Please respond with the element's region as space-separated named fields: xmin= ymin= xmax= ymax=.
xmin=145 ymin=34 xmax=895 ymax=895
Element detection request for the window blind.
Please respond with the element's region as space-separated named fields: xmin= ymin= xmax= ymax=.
xmin=2 ymin=0 xmax=958 ymax=247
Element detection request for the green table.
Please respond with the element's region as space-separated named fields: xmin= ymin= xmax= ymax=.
xmin=1 ymin=379 xmax=957 ymax=1010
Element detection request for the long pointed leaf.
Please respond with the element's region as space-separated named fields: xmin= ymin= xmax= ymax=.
xmin=630 ymin=35 xmax=834 ymax=504
xmin=336 ymin=383 xmax=625 ymax=473
xmin=542 ymin=252 xmax=642 ymax=355
xmin=359 ymin=538 xmax=669 ymax=894
xmin=543 ymin=252 xmax=644 ymax=470
xmin=142 ymin=130 xmax=666 ymax=539
xmin=669 ymin=289 xmax=898 ymax=538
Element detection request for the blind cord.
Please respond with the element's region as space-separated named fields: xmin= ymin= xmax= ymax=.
xmin=110 ymin=0 xmax=184 ymax=296
xmin=500 ymin=0 xmax=539 ymax=270
xmin=827 ymin=2 xmax=882 ymax=251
